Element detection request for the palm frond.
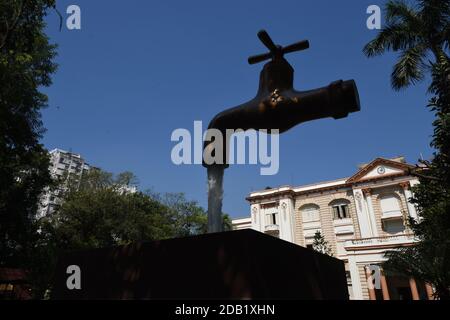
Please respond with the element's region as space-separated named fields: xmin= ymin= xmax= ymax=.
xmin=385 ymin=0 xmax=421 ymax=26
xmin=418 ymin=0 xmax=450 ymax=31
xmin=442 ymin=22 xmax=450 ymax=51
xmin=363 ymin=23 xmax=419 ymax=57
xmin=391 ymin=44 xmax=428 ymax=90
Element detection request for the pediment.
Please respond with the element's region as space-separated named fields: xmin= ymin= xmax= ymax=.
xmin=346 ymin=158 xmax=413 ymax=183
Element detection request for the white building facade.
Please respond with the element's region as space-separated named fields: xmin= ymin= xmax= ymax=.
xmin=233 ymin=157 xmax=434 ymax=300
xmin=38 ymin=149 xmax=91 ymax=217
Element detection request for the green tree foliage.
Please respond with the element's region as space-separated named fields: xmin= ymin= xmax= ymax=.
xmin=312 ymin=231 xmax=333 ymax=256
xmin=0 ymin=0 xmax=57 ymax=267
xmin=364 ymin=0 xmax=450 ymax=299
xmin=383 ymin=59 xmax=450 ymax=300
xmin=150 ymin=191 xmax=233 ymax=236
xmin=32 ymin=169 xmax=229 ymax=297
xmin=44 ymin=170 xmax=175 ymax=251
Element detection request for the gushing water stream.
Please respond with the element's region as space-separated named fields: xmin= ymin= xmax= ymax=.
xmin=207 ymin=165 xmax=225 ymax=233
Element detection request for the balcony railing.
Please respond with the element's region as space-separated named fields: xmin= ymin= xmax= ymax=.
xmin=344 ymin=234 xmax=416 ymax=249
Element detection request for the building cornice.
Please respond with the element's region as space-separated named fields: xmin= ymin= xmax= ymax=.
xmin=247 ymin=175 xmax=415 ymax=203
xmin=246 ymin=158 xmax=418 ymax=203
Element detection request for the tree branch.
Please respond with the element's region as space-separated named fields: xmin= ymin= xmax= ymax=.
xmin=407 ymin=166 xmax=443 ymax=181
xmin=0 ymin=0 xmax=25 ymax=50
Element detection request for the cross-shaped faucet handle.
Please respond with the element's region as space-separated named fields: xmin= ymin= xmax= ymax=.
xmin=248 ymin=30 xmax=310 ymax=65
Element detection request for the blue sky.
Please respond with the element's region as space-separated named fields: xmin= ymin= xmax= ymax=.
xmin=41 ymin=0 xmax=435 ymax=218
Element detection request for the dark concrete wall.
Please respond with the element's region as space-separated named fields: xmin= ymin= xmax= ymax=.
xmin=52 ymin=229 xmax=348 ymax=299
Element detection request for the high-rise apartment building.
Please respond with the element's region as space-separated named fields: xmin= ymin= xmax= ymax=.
xmin=37 ymin=149 xmax=90 ymax=217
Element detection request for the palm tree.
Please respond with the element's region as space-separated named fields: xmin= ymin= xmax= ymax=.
xmin=363 ymin=0 xmax=449 ymax=90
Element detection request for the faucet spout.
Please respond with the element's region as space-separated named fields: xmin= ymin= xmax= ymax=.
xmin=202 ymin=57 xmax=360 ymax=168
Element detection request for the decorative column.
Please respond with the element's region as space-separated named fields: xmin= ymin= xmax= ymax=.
xmin=348 ymin=256 xmax=363 ymax=300
xmin=353 ymin=189 xmax=372 ymax=238
xmin=409 ymin=278 xmax=420 ymax=300
xmin=288 ymin=197 xmax=296 ymax=244
xmin=380 ymin=272 xmax=390 ymax=300
xmin=251 ymin=204 xmax=261 ymax=232
xmin=399 ymin=181 xmax=418 ymax=220
xmin=362 ymin=188 xmax=378 ymax=237
xmin=425 ymin=283 xmax=434 ymax=300
xmin=278 ymin=201 xmax=294 ymax=242
xmin=365 ymin=266 xmax=377 ymax=300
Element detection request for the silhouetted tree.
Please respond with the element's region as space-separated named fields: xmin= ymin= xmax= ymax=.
xmin=312 ymin=231 xmax=333 ymax=256
xmin=364 ymin=0 xmax=450 ymax=299
xmin=0 ymin=0 xmax=57 ymax=271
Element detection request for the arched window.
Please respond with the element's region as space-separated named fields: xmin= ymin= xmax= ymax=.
xmin=329 ymin=199 xmax=351 ymax=220
xmin=300 ymin=204 xmax=320 ymax=222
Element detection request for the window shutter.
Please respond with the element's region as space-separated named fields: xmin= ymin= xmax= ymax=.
xmin=332 ymin=206 xmax=338 ymax=219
